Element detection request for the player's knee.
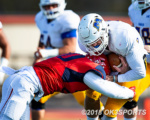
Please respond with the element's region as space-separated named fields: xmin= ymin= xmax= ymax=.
xmin=31 ymin=99 xmax=45 ymax=110
xmin=123 ymin=100 xmax=137 ymax=109
xmin=86 ymin=89 xmax=101 ymax=101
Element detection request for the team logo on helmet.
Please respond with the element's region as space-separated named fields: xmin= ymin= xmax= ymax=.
xmin=93 ymin=18 xmax=102 ymax=31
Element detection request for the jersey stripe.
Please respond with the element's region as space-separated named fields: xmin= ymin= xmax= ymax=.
xmin=61 ymin=29 xmax=77 ymax=39
xmin=62 ymin=68 xmax=84 ymax=82
xmin=57 ymin=54 xmax=85 ymax=61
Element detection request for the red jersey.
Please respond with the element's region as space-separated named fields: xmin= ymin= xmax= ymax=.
xmin=33 ymin=53 xmax=106 ymax=96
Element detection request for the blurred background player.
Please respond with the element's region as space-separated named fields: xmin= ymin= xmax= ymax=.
xmin=0 ymin=21 xmax=11 ymax=85
xmin=128 ymin=0 xmax=150 ymax=63
xmin=31 ymin=0 xmax=86 ymax=120
xmin=78 ymin=13 xmax=147 ymax=120
xmin=123 ymin=0 xmax=150 ymax=119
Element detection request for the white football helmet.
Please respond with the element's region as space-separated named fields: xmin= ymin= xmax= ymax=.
xmin=133 ymin=0 xmax=150 ymax=9
xmin=78 ymin=13 xmax=109 ymax=56
xmin=39 ymin=0 xmax=66 ymax=19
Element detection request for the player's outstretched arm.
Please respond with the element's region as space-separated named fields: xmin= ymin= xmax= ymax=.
xmin=83 ymin=72 xmax=135 ymax=99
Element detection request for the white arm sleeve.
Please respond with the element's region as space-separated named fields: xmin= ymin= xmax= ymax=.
xmin=39 ymin=49 xmax=59 ymax=58
xmin=1 ymin=57 xmax=9 ymax=66
xmin=118 ymin=50 xmax=146 ymax=82
xmin=83 ymin=72 xmax=134 ymax=99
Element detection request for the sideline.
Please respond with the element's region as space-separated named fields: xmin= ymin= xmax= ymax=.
xmin=0 ymin=15 xmax=131 ymax=24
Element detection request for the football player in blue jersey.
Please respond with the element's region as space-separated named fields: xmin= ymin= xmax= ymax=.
xmin=31 ymin=0 xmax=85 ymax=120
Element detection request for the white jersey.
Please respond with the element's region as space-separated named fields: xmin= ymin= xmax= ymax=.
xmin=0 ymin=21 xmax=2 ymax=29
xmin=35 ymin=10 xmax=83 ymax=54
xmin=79 ymin=21 xmax=147 ymax=82
xmin=128 ymin=2 xmax=150 ymax=63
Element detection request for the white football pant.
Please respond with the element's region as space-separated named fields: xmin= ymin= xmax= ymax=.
xmin=0 ymin=67 xmax=40 ymax=120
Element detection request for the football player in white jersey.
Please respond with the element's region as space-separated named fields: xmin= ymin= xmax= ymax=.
xmin=0 ymin=22 xmax=11 ymax=85
xmin=127 ymin=0 xmax=150 ymax=120
xmin=31 ymin=0 xmax=86 ymax=120
xmin=78 ymin=13 xmax=147 ymax=120
xmin=129 ymin=0 xmax=150 ymax=63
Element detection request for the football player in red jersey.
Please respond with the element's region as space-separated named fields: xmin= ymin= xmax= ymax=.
xmin=0 ymin=53 xmax=135 ymax=120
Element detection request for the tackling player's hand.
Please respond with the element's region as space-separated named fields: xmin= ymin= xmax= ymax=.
xmin=128 ymin=86 xmax=136 ymax=101
xmin=106 ymin=75 xmax=118 ymax=82
xmin=106 ymin=75 xmax=113 ymax=82
xmin=113 ymin=56 xmax=129 ymax=74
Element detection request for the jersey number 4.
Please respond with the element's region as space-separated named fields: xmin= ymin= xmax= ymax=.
xmin=40 ymin=34 xmax=55 ymax=48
